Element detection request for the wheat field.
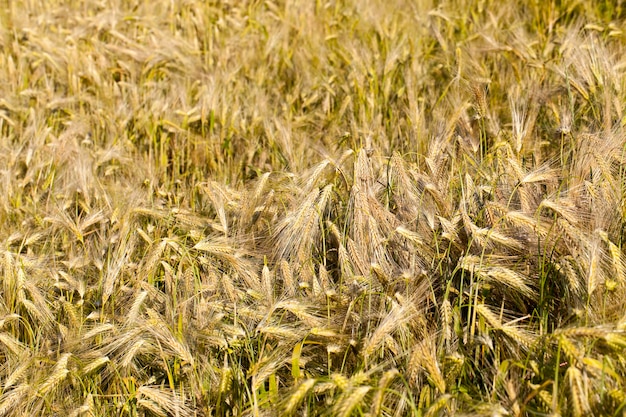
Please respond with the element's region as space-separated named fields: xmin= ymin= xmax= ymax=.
xmin=0 ymin=0 xmax=625 ymax=416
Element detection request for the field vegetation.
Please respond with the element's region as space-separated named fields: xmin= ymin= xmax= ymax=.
xmin=1 ymin=0 xmax=626 ymax=415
